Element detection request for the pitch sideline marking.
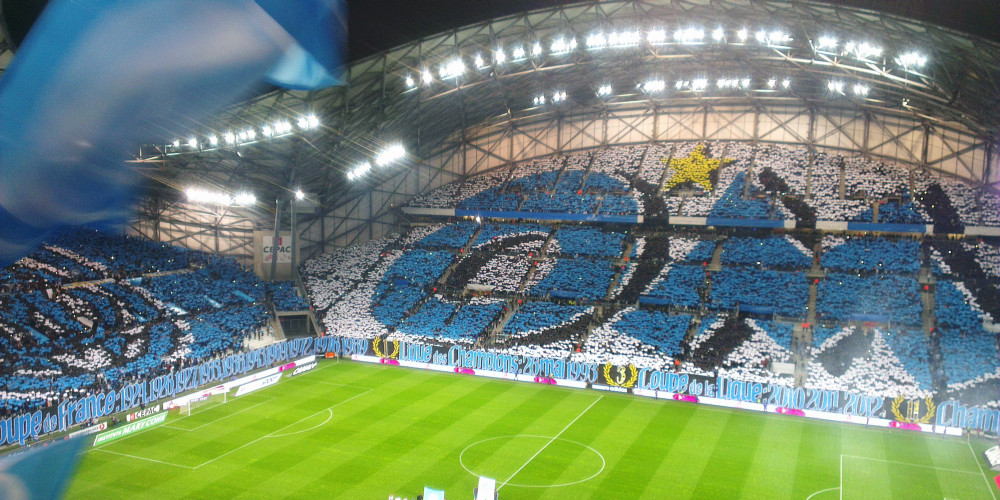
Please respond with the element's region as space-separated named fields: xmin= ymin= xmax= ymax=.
xmin=459 ymin=435 xmax=605 ymax=488
xmin=192 ymin=388 xmax=371 ymax=469
xmin=966 ymin=437 xmax=999 ymax=500
xmin=842 ymin=454 xmax=984 ymax=475
xmin=497 ymin=395 xmax=603 ymax=491
xmin=91 ymin=448 xmax=194 ymax=469
xmin=805 ymin=486 xmax=840 ymax=500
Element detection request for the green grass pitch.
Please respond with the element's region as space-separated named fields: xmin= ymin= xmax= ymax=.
xmin=66 ymin=360 xmax=999 ymax=499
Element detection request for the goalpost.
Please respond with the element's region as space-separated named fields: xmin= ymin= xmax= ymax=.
xmin=183 ymin=391 xmax=228 ymax=417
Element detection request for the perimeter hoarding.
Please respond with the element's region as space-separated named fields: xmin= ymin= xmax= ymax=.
xmin=0 ymin=335 xmax=994 ymax=447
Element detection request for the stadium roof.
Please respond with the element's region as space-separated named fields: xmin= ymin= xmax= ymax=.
xmin=4 ymin=1 xmax=999 ymax=232
xmin=129 ymin=0 xmax=1000 ymax=211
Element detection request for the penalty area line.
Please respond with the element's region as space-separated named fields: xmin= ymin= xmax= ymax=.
xmin=192 ymin=387 xmax=371 ymax=470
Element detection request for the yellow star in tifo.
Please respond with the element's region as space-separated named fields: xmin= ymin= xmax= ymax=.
xmin=661 ymin=144 xmax=730 ymax=192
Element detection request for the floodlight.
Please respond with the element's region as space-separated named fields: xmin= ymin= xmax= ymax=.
xmin=755 ymin=30 xmax=767 ymax=43
xmin=895 ymin=51 xmax=928 ymax=69
xmin=608 ymin=30 xmax=641 ymax=47
xmin=512 ymin=46 xmax=526 ymax=60
xmin=844 ymin=41 xmax=881 ymax=60
xmin=767 ymin=78 xmax=777 ymax=88
xmin=852 ymin=83 xmax=869 ymax=96
xmin=827 ymin=80 xmax=845 ymax=93
xmin=740 ymin=78 xmax=751 ymax=89
xmin=643 ymin=79 xmax=665 ymax=93
xmin=736 ymin=28 xmax=748 ymax=42
xmin=587 ymin=32 xmax=607 ymax=49
xmin=261 ymin=125 xmax=274 ymax=138
xmin=717 ymin=78 xmax=739 ymax=89
xmin=171 ymin=139 xmax=180 ymax=148
xmin=781 ymin=78 xmax=791 ymax=89
xmin=375 ymin=144 xmax=406 ymax=166
xmin=421 ymin=69 xmax=433 ymax=85
xmin=349 ymin=161 xmax=372 ymax=180
xmin=817 ymin=36 xmax=838 ymax=50
xmin=474 ymin=54 xmax=485 ymax=68
xmin=647 ymin=29 xmax=667 ymax=44
xmin=692 ymin=78 xmax=708 ymax=91
xmin=244 ymin=129 xmax=256 ymax=140
xmin=233 ymin=192 xmax=256 ymax=206
xmin=440 ymin=58 xmax=465 ymax=79
xmin=551 ymin=37 xmax=577 ymax=53
xmin=224 ymin=131 xmax=236 ymax=144
xmin=294 ymin=189 xmax=305 ymax=200
xmin=675 ymin=27 xmax=704 ymax=44
xmin=675 ymin=80 xmax=687 ymax=90
xmin=597 ymin=84 xmax=613 ymax=96
xmin=405 ymin=75 xmax=415 ymax=87
xmin=187 ymin=136 xmax=198 ymax=148
xmin=712 ymin=27 xmax=725 ymax=41
xmin=494 ymin=48 xmax=506 ymax=64
xmin=531 ymin=42 xmax=543 ymax=56
xmin=552 ymin=90 xmax=567 ymax=103
xmin=305 ymin=114 xmax=320 ymax=129
xmin=533 ymin=95 xmax=545 ymax=106
xmin=208 ymin=135 xmax=218 ymax=146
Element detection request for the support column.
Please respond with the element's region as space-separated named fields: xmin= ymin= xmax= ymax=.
xmin=291 ymin=197 xmax=298 ymax=281
xmin=270 ymin=199 xmax=281 ymax=281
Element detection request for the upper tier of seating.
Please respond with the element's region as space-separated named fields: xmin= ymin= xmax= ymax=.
xmin=403 ymin=143 xmax=998 ymax=228
xmin=1 ymin=228 xmax=192 ymax=290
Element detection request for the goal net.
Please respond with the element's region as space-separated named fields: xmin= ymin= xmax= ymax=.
xmin=183 ymin=391 xmax=228 ymax=417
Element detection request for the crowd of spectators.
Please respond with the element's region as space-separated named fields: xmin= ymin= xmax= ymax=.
xmin=709 ymin=268 xmax=808 ymax=316
xmin=529 ymin=258 xmax=616 ymax=300
xmin=502 ymin=302 xmax=592 ymax=339
xmin=720 ymin=236 xmax=812 ymax=269
xmin=401 ymin=143 xmax=1000 ymax=230
xmin=0 ymin=229 xmax=291 ymax=415
xmin=820 ymin=235 xmax=921 ymax=274
xmin=550 ymin=226 xmax=627 ymax=258
xmin=817 ymin=273 xmax=922 ymax=325
xmin=642 ymin=264 xmax=704 ymax=307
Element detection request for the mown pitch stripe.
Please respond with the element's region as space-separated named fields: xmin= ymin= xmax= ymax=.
xmin=194 ymin=388 xmax=370 ymax=469
xmin=497 ymin=395 xmax=603 ymax=490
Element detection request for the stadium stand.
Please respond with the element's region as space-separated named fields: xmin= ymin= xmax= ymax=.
xmin=0 ymin=230 xmax=301 ymax=415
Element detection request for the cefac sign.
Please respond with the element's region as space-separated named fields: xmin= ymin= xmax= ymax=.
xmin=262 ymin=235 xmax=292 ymax=264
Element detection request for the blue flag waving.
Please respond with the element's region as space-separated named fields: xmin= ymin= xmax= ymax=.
xmin=0 ymin=0 xmax=346 ymax=266
xmin=0 ymin=437 xmax=87 ymax=500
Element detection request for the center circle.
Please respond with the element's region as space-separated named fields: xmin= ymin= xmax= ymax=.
xmin=458 ymin=435 xmax=605 ymax=488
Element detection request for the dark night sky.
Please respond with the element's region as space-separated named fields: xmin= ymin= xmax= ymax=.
xmin=344 ymin=0 xmax=1000 ymax=61
xmin=2 ymin=0 xmax=999 ymax=62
